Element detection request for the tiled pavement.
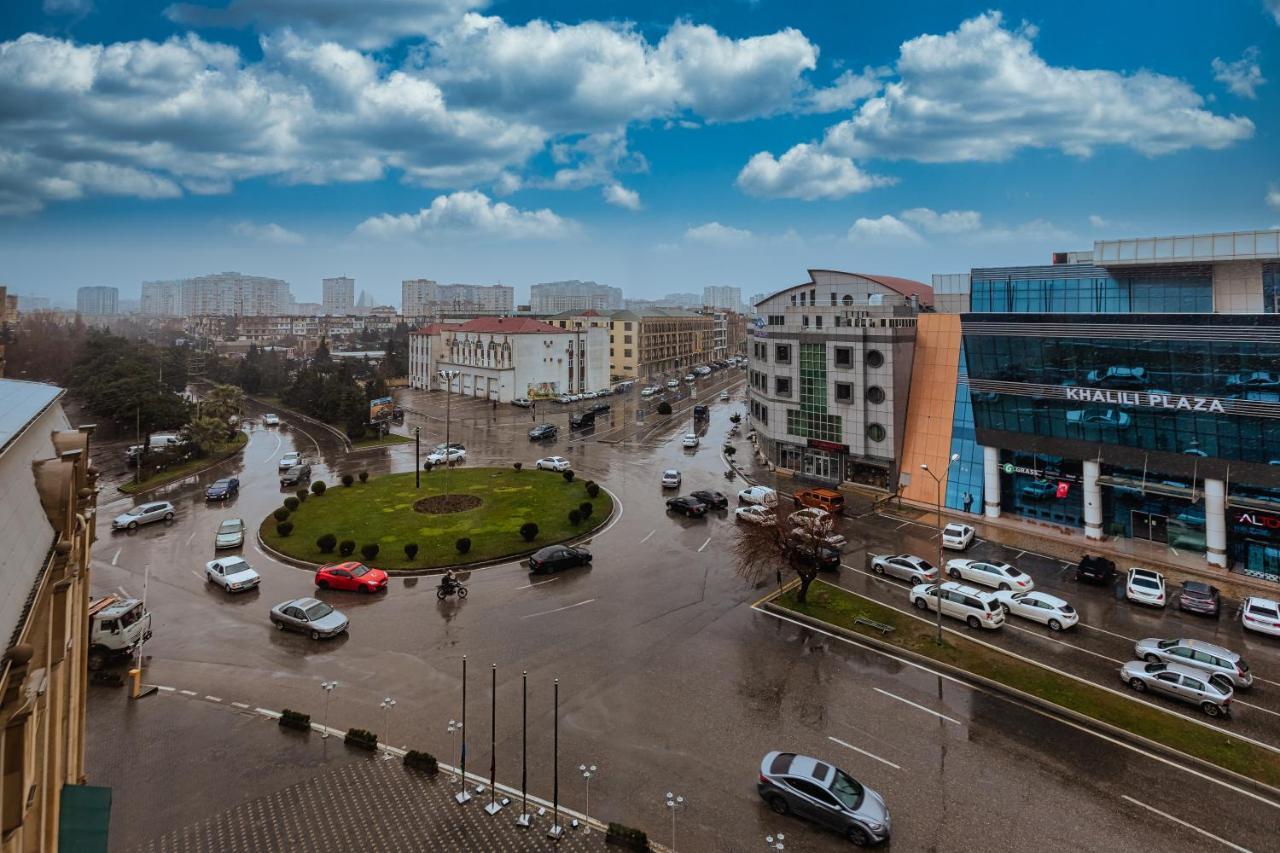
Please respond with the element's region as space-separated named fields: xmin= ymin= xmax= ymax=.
xmin=87 ymin=688 xmax=614 ymax=853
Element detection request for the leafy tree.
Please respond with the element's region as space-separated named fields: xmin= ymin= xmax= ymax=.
xmin=657 ymin=401 xmax=673 ymax=415
xmin=184 ymin=416 xmax=228 ymax=457
xmin=203 ymin=383 xmax=244 ymax=425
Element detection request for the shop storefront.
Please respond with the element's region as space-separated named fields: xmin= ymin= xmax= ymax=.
xmin=1230 ymin=506 xmax=1280 ymax=581
xmin=997 ymin=452 xmax=1084 ymax=528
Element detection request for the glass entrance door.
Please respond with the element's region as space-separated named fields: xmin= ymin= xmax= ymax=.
xmin=1132 ymin=511 xmax=1168 ymax=544
xmin=1245 ymin=543 xmax=1280 ymax=581
xmin=803 ymin=449 xmax=838 ymax=481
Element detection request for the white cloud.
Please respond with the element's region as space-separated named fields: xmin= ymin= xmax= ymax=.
xmin=231 ymin=220 xmax=303 ymax=244
xmin=972 ymin=218 xmax=1074 ymax=245
xmin=1268 ymin=0 xmax=1280 ymax=25
xmin=43 ymin=0 xmax=93 ymax=14
xmin=1088 ymin=214 xmax=1110 ymax=228
xmin=736 ymin=143 xmax=893 ymax=200
xmin=539 ymin=131 xmax=647 ymax=194
xmin=821 ymin=12 xmax=1253 ymax=162
xmin=164 ymin=0 xmax=486 ymax=50
xmin=685 ymin=221 xmax=752 ymax=245
xmin=846 ymin=214 xmax=921 ymax=244
xmin=602 ymin=183 xmax=641 ymax=210
xmin=355 ymin=190 xmax=575 ymax=240
xmin=1268 ymin=184 xmax=1280 ymax=211
xmin=803 ymin=67 xmax=884 ymax=113
xmin=900 ymin=207 xmax=981 ymax=234
xmin=1212 ymin=47 xmax=1266 ymax=99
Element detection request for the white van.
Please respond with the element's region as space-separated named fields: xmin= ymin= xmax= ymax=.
xmin=126 ymin=434 xmax=185 ymax=460
xmin=910 ymin=581 xmax=1005 ymax=630
xmin=737 ymin=485 xmax=778 ymax=508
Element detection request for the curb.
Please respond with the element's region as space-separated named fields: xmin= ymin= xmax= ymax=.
xmin=761 ymin=599 xmax=1280 ymax=804
xmin=116 ymin=430 xmax=250 ymax=497
xmin=245 ymin=396 xmax=352 ymax=451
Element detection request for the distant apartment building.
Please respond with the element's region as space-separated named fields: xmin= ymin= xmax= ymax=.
xmin=182 ymin=272 xmax=291 ymax=317
xmin=322 ymin=277 xmax=355 ymax=315
xmin=17 ymin=294 xmax=50 ymax=313
xmin=140 ymin=281 xmax=182 ymax=316
xmin=402 ymin=279 xmax=515 ymax=318
xmin=703 ymin=285 xmax=743 ymax=312
xmin=576 ymin=307 xmax=714 ymax=379
xmin=656 ymin=292 xmax=703 ymax=309
xmin=76 ymin=286 xmax=118 ymax=316
xmin=1 ymin=286 xmax=17 ymax=324
xmin=530 ymin=280 xmax=623 ymax=314
xmin=709 ymin=310 xmax=749 ymax=360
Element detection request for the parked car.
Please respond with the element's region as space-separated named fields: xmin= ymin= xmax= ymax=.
xmin=684 ymin=374 xmax=696 ymax=383
xmin=262 ymin=413 xmax=280 ymax=426
xmin=1241 ymin=596 xmax=1280 ymax=638
xmin=794 ymin=487 xmax=845 ymax=516
xmin=315 ymin=561 xmax=388 ymax=594
xmin=910 ymin=581 xmax=1005 ymax=630
xmin=791 ymin=542 xmax=842 ymax=572
xmin=1176 ymin=581 xmax=1221 ymax=617
xmin=681 ymin=433 xmax=700 ymax=448
xmin=992 ymin=590 xmax=1078 ymax=631
xmin=270 ymin=598 xmax=349 ymax=640
xmin=278 ymin=451 xmax=302 ymax=471
xmin=945 ymin=559 xmax=1035 ymax=592
xmin=1133 ymin=638 xmax=1252 ymax=689
xmin=432 ymin=442 xmax=465 ymax=453
xmin=536 ymin=456 xmax=572 ymax=472
xmin=690 ymin=490 xmax=728 ymax=510
xmin=214 ymin=518 xmax=245 ymax=549
xmin=511 ymin=398 xmax=533 ymax=407
xmin=661 ymin=469 xmax=682 ymax=488
xmin=789 ymin=507 xmax=832 ymax=530
xmin=738 ymin=485 xmax=778 ymax=508
xmin=1086 ymin=366 xmax=1147 ymax=387
xmin=641 ymin=386 xmax=658 ymax=397
xmin=557 ymin=395 xmax=573 ymax=404
xmin=588 ymin=402 xmax=611 ymax=414
xmin=570 ymin=412 xmax=596 ymax=430
xmin=734 ymin=505 xmax=776 ymax=525
xmin=204 ymin=556 xmax=261 ymax=593
xmin=720 ymin=391 xmax=730 ymax=401
xmin=870 ymin=554 xmax=938 ymax=585
xmin=1019 ymin=480 xmax=1056 ymax=500
xmin=112 ymin=501 xmax=175 ymax=530
xmin=666 ymin=496 xmax=707 ymax=517
xmin=204 ymin=477 xmax=239 ymax=501
xmin=1125 ymin=568 xmax=1166 ymax=607
xmin=426 ymin=447 xmax=466 ymax=465
xmin=1076 ymin=554 xmax=1117 ymax=585
xmin=1119 ymin=660 xmax=1233 ymax=717
xmin=528 ymin=423 xmax=558 ymax=441
xmin=757 ymin=751 xmax=890 ymax=846
xmin=280 ymin=464 xmax=312 ymax=487
xmin=941 ymin=523 xmax=975 ymax=550
xmin=666 ymin=379 xmax=680 ymax=389
xmin=528 ymin=545 xmax=592 ymax=574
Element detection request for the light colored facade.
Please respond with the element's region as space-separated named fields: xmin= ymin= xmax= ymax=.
xmin=606 ymin=308 xmax=713 ymax=379
xmin=322 ymin=277 xmax=355 ymax=316
xmin=183 ymin=272 xmax=290 ymax=317
xmin=703 ymin=285 xmax=743 ymax=312
xmin=409 ymin=317 xmax=609 ymax=401
xmin=140 ymin=281 xmax=182 ymax=316
xmin=530 ymin=280 xmax=622 ymax=314
xmin=75 ymin=286 xmax=118 ymax=316
xmin=0 ymin=380 xmax=100 ymax=853
xmin=747 ymin=270 xmax=932 ymax=488
xmin=402 ymin=280 xmax=515 ymax=319
xmin=709 ymin=310 xmax=748 ymax=360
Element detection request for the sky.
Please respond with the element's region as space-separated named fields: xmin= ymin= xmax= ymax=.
xmin=1 ymin=0 xmax=1278 ymax=307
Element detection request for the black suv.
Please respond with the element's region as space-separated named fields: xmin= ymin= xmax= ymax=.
xmin=588 ymin=402 xmax=611 ymax=414
xmin=1076 ymin=554 xmax=1117 ymax=584
xmin=528 ymin=423 xmax=557 ymax=441
xmin=570 ymin=411 xmax=595 ymax=429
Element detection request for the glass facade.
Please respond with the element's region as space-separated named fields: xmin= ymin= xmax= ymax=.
xmin=1265 ymin=264 xmax=1280 ymax=314
xmin=786 ymin=343 xmax=842 ymax=442
xmin=944 ymin=342 xmax=984 ymax=515
xmin=999 ymin=452 xmax=1084 ymax=528
xmin=971 ymin=266 xmax=1211 ymax=313
xmin=1101 ymin=466 xmax=1206 ymax=557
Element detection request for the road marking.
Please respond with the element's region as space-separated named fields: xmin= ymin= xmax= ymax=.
xmin=894 ymin=522 xmax=910 ymax=531
xmin=1014 ymin=550 xmax=1027 ymax=560
xmin=522 ymin=599 xmax=596 ymax=619
xmin=640 ymin=529 xmax=655 ymax=543
xmin=516 ymin=577 xmax=560 ymax=590
xmin=754 ymin=606 xmax=1280 ymax=811
xmin=185 ymin=530 xmax=197 ymax=545
xmin=1002 ymin=622 xmax=1125 ymax=665
xmin=111 ymin=549 xmax=121 ymax=566
xmin=256 ymin=708 xmax=281 ymax=718
xmin=698 ymin=536 xmax=712 ymax=553
xmin=231 ymin=701 xmax=250 ymax=709
xmin=872 ymin=688 xmax=962 ymax=725
xmin=179 ymin=690 xmax=197 ymax=696
xmin=155 ymin=685 xmax=175 ymax=692
xmin=205 ymin=696 xmax=222 ymax=703
xmin=1121 ymin=795 xmax=1252 ymax=852
xmin=827 ymin=736 xmax=901 ymax=770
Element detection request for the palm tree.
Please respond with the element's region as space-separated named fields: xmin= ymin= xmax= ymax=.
xmin=203 ymin=383 xmax=244 ymax=426
xmin=185 ymin=416 xmax=228 ymax=457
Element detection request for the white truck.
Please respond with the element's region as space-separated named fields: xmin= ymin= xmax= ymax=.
xmin=87 ymin=594 xmax=152 ymax=671
xmin=125 ymin=434 xmax=185 ymax=464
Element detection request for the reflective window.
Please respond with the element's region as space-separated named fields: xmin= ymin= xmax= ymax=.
xmin=971 ymin=268 xmax=1211 ymax=314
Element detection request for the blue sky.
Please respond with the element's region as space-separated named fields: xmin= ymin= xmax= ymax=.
xmin=1 ymin=0 xmax=1277 ymax=307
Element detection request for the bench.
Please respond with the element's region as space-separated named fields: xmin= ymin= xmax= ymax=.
xmin=855 ymin=617 xmax=894 ymax=635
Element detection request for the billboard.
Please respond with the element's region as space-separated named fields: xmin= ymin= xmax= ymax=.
xmin=527 ymin=382 xmax=560 ymax=400
xmin=369 ymin=396 xmax=395 ymax=422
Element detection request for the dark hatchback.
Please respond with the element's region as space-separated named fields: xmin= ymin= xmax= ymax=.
xmin=666 ymin=496 xmax=707 ymax=518
xmin=528 ymin=423 xmax=558 ymax=441
xmin=1177 ymin=581 xmax=1221 ymax=616
xmin=588 ymin=402 xmax=611 ymax=414
xmin=792 ymin=542 xmax=841 ymax=572
xmin=1076 ymin=554 xmax=1117 ymax=585
xmin=280 ymin=464 xmax=312 ymax=486
xmin=528 ymin=545 xmax=592 ymax=574
xmin=690 ymin=490 xmax=729 ymax=510
xmin=204 ymin=477 xmax=239 ymax=500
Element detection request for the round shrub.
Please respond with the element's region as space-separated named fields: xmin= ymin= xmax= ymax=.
xmin=568 ymin=509 xmax=582 ymax=526
xmin=276 ymin=521 xmax=294 ymax=537
xmin=513 ymin=462 xmax=523 ymax=472
xmin=295 ymin=489 xmax=308 ymax=503
xmin=519 ymin=522 xmax=538 ymax=542
xmin=585 ymin=480 xmax=600 ymax=499
xmin=657 ymin=401 xmax=672 ymax=415
xmin=338 ymin=539 xmax=355 ymax=557
xmin=273 ymin=507 xmax=291 ymax=522
xmin=361 ymin=543 xmax=379 ymax=561
xmin=579 ymin=501 xmax=593 ymax=519
xmin=284 ymin=496 xmax=300 ymax=512
xmin=359 ymin=470 xmax=369 ymax=483
xmin=311 ymin=481 xmax=327 ymax=495
xmin=562 ymin=469 xmax=575 ymax=484
xmin=404 ymin=543 xmax=419 ymax=560
xmin=342 ymin=473 xmax=355 ymax=487
xmin=729 ymin=413 xmax=741 ymax=424
xmin=316 ymin=533 xmax=337 ymax=553
xmin=456 ymin=537 xmax=471 ymax=555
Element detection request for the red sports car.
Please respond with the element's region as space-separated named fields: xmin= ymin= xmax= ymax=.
xmin=315 ymin=562 xmax=388 ymax=593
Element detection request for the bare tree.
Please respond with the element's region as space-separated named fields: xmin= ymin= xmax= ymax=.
xmin=733 ymin=509 xmax=839 ymax=604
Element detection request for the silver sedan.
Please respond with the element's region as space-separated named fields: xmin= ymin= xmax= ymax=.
xmin=205 ymin=556 xmax=261 ymax=593
xmin=269 ymin=598 xmax=349 ymax=640
xmin=1119 ymin=660 xmax=1233 ymax=717
xmin=870 ymin=554 xmax=938 ymax=585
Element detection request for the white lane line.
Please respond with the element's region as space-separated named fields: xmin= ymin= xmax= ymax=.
xmin=256 ymin=708 xmax=281 ymax=719
xmin=111 ymin=549 xmax=121 ymax=566
xmin=1014 ymin=550 xmax=1027 ymax=560
xmin=872 ymin=688 xmax=962 ymax=725
xmin=698 ymin=537 xmax=712 ymax=553
xmin=1077 ymin=622 xmax=1143 ymax=643
xmin=1002 ymin=623 xmax=1126 ymax=665
xmin=155 ymin=685 xmax=176 ymax=692
xmin=185 ymin=530 xmax=197 ymax=546
xmin=827 ymin=736 xmax=901 ymax=770
xmin=179 ymin=690 xmax=197 ymax=696
xmin=755 ymin=606 xmax=1280 ymax=811
xmin=231 ymin=701 xmax=250 ymax=709
xmin=516 ymin=577 xmax=561 ymax=590
xmin=640 ymin=529 xmax=656 ymax=544
xmin=205 ymin=696 xmax=223 ymax=703
xmin=1121 ymin=795 xmax=1252 ymax=852
xmin=522 ymin=599 xmax=596 ymax=619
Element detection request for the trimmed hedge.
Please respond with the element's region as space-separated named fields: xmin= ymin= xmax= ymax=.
xmin=585 ymin=480 xmax=600 ymax=498
xmin=279 ymin=709 xmax=311 ymax=732
xmin=404 ymin=543 xmax=419 ymax=560
xmin=512 ymin=462 xmax=523 ymax=472
xmin=404 ymin=750 xmax=438 ymax=774
xmin=568 ymin=509 xmax=582 ymax=526
xmin=295 ymin=489 xmax=308 ymax=503
xmin=657 ymin=401 xmax=672 ymax=415
xmin=342 ymin=473 xmax=355 ymax=487
xmin=562 ymin=469 xmax=575 ymax=483
xmin=284 ymin=496 xmax=300 ymax=512
xmin=316 ymin=533 xmax=337 ymax=553
xmin=273 ymin=506 xmax=291 ymax=522
xmin=579 ymin=501 xmax=593 ymax=519
xmin=345 ymin=728 xmax=378 ymax=750
xmin=456 ymin=537 xmax=471 ymax=555
xmin=359 ymin=470 xmax=369 ymax=483
xmin=276 ymin=521 xmax=294 ymax=537
xmin=339 ymin=539 xmax=356 ymax=557
xmin=311 ymin=481 xmax=327 ymax=495
xmin=361 ymin=543 xmax=380 ymax=561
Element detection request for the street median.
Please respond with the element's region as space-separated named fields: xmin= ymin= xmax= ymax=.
xmin=766 ymin=580 xmax=1280 ymax=794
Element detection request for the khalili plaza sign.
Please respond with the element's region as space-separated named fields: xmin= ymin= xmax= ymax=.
xmin=1064 ymin=387 xmax=1227 ymax=414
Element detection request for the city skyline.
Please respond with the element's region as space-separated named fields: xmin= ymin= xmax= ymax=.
xmin=1 ymin=1 xmax=1278 ymax=306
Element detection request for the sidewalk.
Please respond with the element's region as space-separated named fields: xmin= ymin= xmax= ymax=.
xmin=87 ymin=687 xmax=620 ymax=853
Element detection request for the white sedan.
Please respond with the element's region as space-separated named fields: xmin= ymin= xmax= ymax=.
xmin=661 ymin=469 xmax=681 ymax=488
xmin=1241 ymin=596 xmax=1280 ymax=638
xmin=942 ymin=523 xmax=975 ymax=550
xmin=666 ymin=380 xmax=680 ymax=389
xmin=278 ymin=451 xmax=303 ymax=471
xmin=426 ymin=447 xmax=466 ymax=465
xmin=641 ymin=387 xmax=658 ymax=397
xmin=262 ymin=413 xmax=280 ymax=426
xmin=682 ymin=433 xmax=700 ymax=448
xmin=1125 ymin=568 xmax=1166 ymax=607
xmin=734 ymin=505 xmax=775 ymax=525
xmin=946 ymin=558 xmax=1035 ymax=591
xmin=993 ymin=590 xmax=1078 ymax=631
xmin=536 ymin=456 xmax=572 ymax=472
xmin=205 ymin=556 xmax=261 ymax=593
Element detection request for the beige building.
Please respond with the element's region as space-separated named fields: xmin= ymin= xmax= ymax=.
xmin=604 ymin=308 xmax=713 ymax=380
xmin=0 ymin=379 xmax=101 ymax=851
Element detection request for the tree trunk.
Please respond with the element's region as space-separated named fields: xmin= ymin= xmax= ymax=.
xmin=795 ymin=571 xmax=817 ymax=603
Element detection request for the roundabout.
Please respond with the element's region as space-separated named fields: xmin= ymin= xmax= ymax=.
xmin=258 ymin=467 xmax=614 ymax=571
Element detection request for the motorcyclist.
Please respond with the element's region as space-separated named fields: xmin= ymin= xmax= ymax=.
xmin=440 ymin=568 xmax=459 ymax=594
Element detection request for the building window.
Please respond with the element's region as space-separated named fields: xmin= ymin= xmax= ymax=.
xmin=802 ymin=316 xmax=809 ymax=328
xmin=768 ymin=315 xmax=785 ymax=326
xmin=760 ymin=405 xmax=769 ymax=425
xmin=830 ymin=293 xmax=837 ymax=306
xmin=815 ymin=315 xmax=823 ymax=329
xmin=866 ymin=349 xmax=884 ymax=368
xmin=625 ymin=349 xmax=632 ymax=357
xmin=835 ymin=382 xmax=853 ymax=402
xmin=834 ymin=347 xmax=852 ymax=367
xmin=625 ymin=335 xmax=632 ymax=344
xmin=775 ymin=376 xmax=792 ymax=396
xmin=866 ymin=423 xmax=886 ymax=442
xmin=866 ymin=385 xmax=886 ymax=404
xmin=610 ymin=335 xmax=614 ymax=344
xmin=774 ymin=344 xmax=791 ymax=364
xmin=625 ymin=322 xmax=633 ymax=331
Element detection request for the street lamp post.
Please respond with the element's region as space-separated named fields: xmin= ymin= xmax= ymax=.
xmin=437 ymin=368 xmax=460 ymax=498
xmin=414 ymin=426 xmax=420 ymax=489
xmin=578 ymin=763 xmax=597 ymax=833
xmin=380 ymin=697 xmax=396 ymax=759
xmin=665 ymin=792 xmax=684 ymax=852
xmin=451 ymin=654 xmax=470 ymax=804
xmin=920 ymin=453 xmax=961 ymax=646
xmin=320 ymin=680 xmax=337 ymax=738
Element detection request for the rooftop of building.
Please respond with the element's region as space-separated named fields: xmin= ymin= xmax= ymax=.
xmin=1093 ymin=228 xmax=1280 ymax=267
xmin=757 ymin=269 xmax=934 ymax=308
xmin=413 ymin=316 xmax=568 ymax=335
xmin=0 ymin=378 xmax=63 ymax=457
xmin=608 ymin=307 xmax=706 ymax=320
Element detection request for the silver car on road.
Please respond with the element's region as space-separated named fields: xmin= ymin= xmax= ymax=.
xmin=1133 ymin=638 xmax=1253 ymax=689
xmin=757 ymin=751 xmax=890 ymax=846
xmin=269 ymin=598 xmax=349 ymax=640
xmin=1119 ymin=660 xmax=1233 ymax=717
xmin=870 ymin=554 xmax=938 ymax=585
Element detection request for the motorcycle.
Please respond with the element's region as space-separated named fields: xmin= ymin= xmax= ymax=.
xmin=436 ymin=580 xmax=468 ymax=601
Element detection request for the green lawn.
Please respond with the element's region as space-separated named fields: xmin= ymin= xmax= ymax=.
xmin=119 ymin=432 xmax=248 ymax=494
xmin=777 ymin=581 xmax=1280 ymax=789
xmin=260 ymin=467 xmax=612 ymax=570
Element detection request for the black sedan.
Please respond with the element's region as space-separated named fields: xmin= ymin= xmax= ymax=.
xmin=528 ymin=545 xmax=592 ymax=574
xmin=204 ymin=477 xmax=239 ymax=500
xmin=1177 ymin=581 xmax=1221 ymax=616
xmin=528 ymin=423 xmax=558 ymax=441
xmin=280 ymin=464 xmax=312 ymax=486
xmin=666 ymin=496 xmax=707 ymax=518
xmin=689 ymin=490 xmax=728 ymax=510
xmin=589 ymin=402 xmax=611 ymax=414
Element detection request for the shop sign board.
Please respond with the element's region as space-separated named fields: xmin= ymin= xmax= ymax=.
xmin=1064 ymin=386 xmax=1226 ymax=414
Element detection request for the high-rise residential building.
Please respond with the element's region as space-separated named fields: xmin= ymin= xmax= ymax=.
xmin=530 ymin=280 xmax=623 ymax=314
xmin=323 ymin=276 xmax=355 ymax=315
xmin=403 ymin=279 xmax=515 ymax=318
xmin=402 ymin=279 xmax=438 ymax=318
xmin=703 ymin=285 xmax=743 ymax=312
xmin=182 ymin=272 xmax=290 ymax=317
xmin=17 ymin=294 xmax=50 ymax=313
xmin=76 ymin=286 xmax=118 ymax=316
xmin=657 ymin=292 xmax=703 ymax=309
xmin=141 ymin=281 xmax=182 ymax=316
xmin=354 ymin=290 xmax=378 ymax=314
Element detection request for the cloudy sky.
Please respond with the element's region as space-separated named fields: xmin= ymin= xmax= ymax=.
xmin=2 ymin=0 xmax=1278 ymax=307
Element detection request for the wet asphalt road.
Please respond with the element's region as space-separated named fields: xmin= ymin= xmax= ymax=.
xmin=88 ymin=370 xmax=1280 ymax=852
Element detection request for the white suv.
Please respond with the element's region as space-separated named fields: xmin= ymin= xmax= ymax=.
xmin=945 ymin=559 xmax=1034 ymax=592
xmin=910 ymin=581 xmax=1005 ymax=630
xmin=941 ymin=523 xmax=975 ymax=550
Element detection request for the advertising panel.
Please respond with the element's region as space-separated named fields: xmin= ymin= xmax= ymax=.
xmin=527 ymin=382 xmax=560 ymax=400
xmin=369 ymin=396 xmax=395 ymax=422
